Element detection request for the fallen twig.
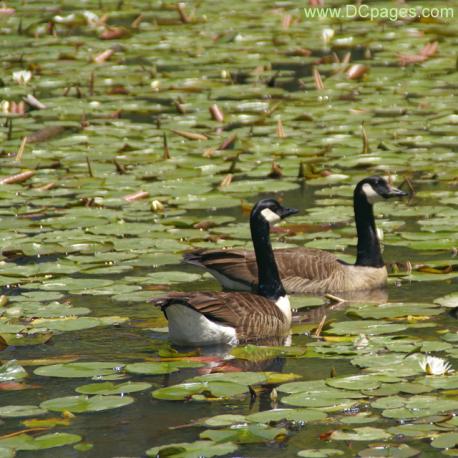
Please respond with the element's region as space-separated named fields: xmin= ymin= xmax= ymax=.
xmin=0 ymin=170 xmax=35 ymax=185
xmin=15 ymin=136 xmax=27 ymax=161
xmin=314 ymin=314 xmax=327 ymax=338
xmin=123 ymin=191 xmax=149 ymax=202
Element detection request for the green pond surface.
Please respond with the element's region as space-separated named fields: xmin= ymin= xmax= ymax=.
xmin=0 ymin=0 xmax=457 ymax=457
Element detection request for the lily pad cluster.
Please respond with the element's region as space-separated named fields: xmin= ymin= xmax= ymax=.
xmin=0 ymin=0 xmax=457 ymax=456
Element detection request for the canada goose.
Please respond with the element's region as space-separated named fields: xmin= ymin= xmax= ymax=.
xmin=184 ymin=176 xmax=407 ymax=294
xmin=151 ymin=199 xmax=298 ymax=346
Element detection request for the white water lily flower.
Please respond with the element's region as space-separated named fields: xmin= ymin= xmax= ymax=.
xmin=419 ymin=356 xmax=454 ymax=376
xmin=354 ymin=334 xmax=369 ymax=349
xmin=12 ymin=70 xmax=32 ymax=85
xmin=53 ymin=13 xmax=76 ymax=24
xmin=322 ymin=28 xmax=334 ymax=44
xmin=1 ymin=100 xmax=10 ymax=113
xmin=151 ymin=200 xmax=164 ymax=212
xmin=82 ymin=11 xmax=100 ymax=28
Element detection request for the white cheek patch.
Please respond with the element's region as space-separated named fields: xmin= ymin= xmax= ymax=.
xmin=362 ymin=183 xmax=383 ymax=204
xmin=261 ymin=208 xmax=281 ymax=224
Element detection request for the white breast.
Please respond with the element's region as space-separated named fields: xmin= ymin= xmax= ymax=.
xmin=275 ymin=295 xmax=292 ymax=324
xmin=166 ymin=304 xmax=238 ymax=346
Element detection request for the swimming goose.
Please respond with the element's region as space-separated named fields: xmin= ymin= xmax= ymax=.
xmin=151 ymin=199 xmax=298 ymax=346
xmin=184 ymin=176 xmax=407 ymax=294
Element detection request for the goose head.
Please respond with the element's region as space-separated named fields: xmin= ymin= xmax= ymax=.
xmin=356 ymin=176 xmax=407 ymax=205
xmin=251 ymin=198 xmax=298 ymax=225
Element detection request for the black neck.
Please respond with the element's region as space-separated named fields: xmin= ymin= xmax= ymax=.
xmin=354 ymin=192 xmax=384 ymax=268
xmin=250 ymin=215 xmax=286 ymax=300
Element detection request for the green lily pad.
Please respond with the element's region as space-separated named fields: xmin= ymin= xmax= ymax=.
xmin=125 ymin=361 xmax=203 ymax=375
xmin=203 ymin=414 xmax=247 ymax=427
xmin=0 ymin=447 xmax=14 ymax=458
xmin=298 ymin=449 xmax=344 ymax=457
xmin=146 ymin=271 xmax=202 ymax=284
xmin=40 ymin=395 xmax=134 ymax=413
xmin=351 ymin=353 xmax=424 ymax=376
xmin=340 ymin=413 xmax=378 ymax=425
xmin=358 ymin=444 xmax=420 ymax=457
xmin=325 ymin=375 xmax=381 ymax=391
xmin=152 ymin=382 xmax=204 ymax=401
xmin=152 ymin=381 xmax=248 ymax=401
xmin=246 ymin=408 xmax=326 ymax=424
xmin=435 ymin=293 xmax=458 ymax=308
xmin=190 ymin=371 xmax=267 ymax=386
xmin=75 ymin=381 xmax=152 ymax=395
xmin=347 ymin=302 xmax=443 ymax=319
xmin=0 ymin=405 xmax=47 ymax=418
xmin=0 ymin=330 xmax=53 ymax=347
xmin=326 ymin=320 xmax=407 ymax=336
xmin=200 ymin=423 xmax=287 ymax=444
xmin=330 ymin=426 xmax=391 ymax=441
xmin=32 ymin=317 xmax=102 ymax=332
xmin=431 ymin=433 xmax=458 ymax=449
xmin=34 ymin=362 xmax=124 ymax=378
xmin=146 ymin=440 xmax=238 ymax=458
xmin=0 ymin=433 xmax=81 ymax=451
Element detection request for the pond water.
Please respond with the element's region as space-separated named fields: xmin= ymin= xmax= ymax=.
xmin=0 ymin=0 xmax=457 ymax=457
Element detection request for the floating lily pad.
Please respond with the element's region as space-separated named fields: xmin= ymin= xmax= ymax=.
xmin=34 ymin=362 xmax=124 ymax=378
xmin=190 ymin=372 xmax=268 ymax=386
xmin=146 ymin=440 xmax=238 ymax=458
xmin=432 ymin=433 xmax=458 ymax=449
xmin=125 ymin=361 xmax=203 ymax=375
xmin=0 ymin=447 xmax=14 ymax=458
xmin=340 ymin=413 xmax=378 ymax=425
xmin=0 ymin=433 xmax=81 ymax=451
xmin=330 ymin=426 xmax=391 ymax=441
xmin=435 ymin=293 xmax=458 ymax=308
xmin=75 ymin=381 xmax=152 ymax=395
xmin=146 ymin=271 xmax=202 ymax=284
xmin=203 ymin=414 xmax=247 ymax=427
xmin=298 ymin=449 xmax=344 ymax=457
xmin=358 ymin=444 xmax=420 ymax=457
xmin=326 ymin=320 xmax=407 ymax=336
xmin=0 ymin=405 xmax=47 ymax=418
xmin=325 ymin=375 xmax=381 ymax=391
xmin=347 ymin=302 xmax=443 ymax=320
xmin=40 ymin=395 xmax=134 ymax=413
xmin=246 ymin=408 xmax=326 ymax=424
xmin=200 ymin=423 xmax=287 ymax=444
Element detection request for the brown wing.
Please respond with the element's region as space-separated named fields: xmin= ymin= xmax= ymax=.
xmin=151 ymin=291 xmax=289 ymax=341
xmin=184 ymin=247 xmax=345 ymax=293
xmin=183 ymin=249 xmax=258 ymax=289
xmin=274 ymin=247 xmax=342 ymax=278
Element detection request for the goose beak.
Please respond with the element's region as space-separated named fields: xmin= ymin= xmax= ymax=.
xmin=385 ymin=186 xmax=408 ymax=199
xmin=278 ymin=206 xmax=298 ymax=219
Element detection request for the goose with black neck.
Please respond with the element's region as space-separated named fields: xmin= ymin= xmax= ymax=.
xmin=184 ymin=176 xmax=407 ymax=294
xmin=151 ymin=199 xmax=298 ymax=346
